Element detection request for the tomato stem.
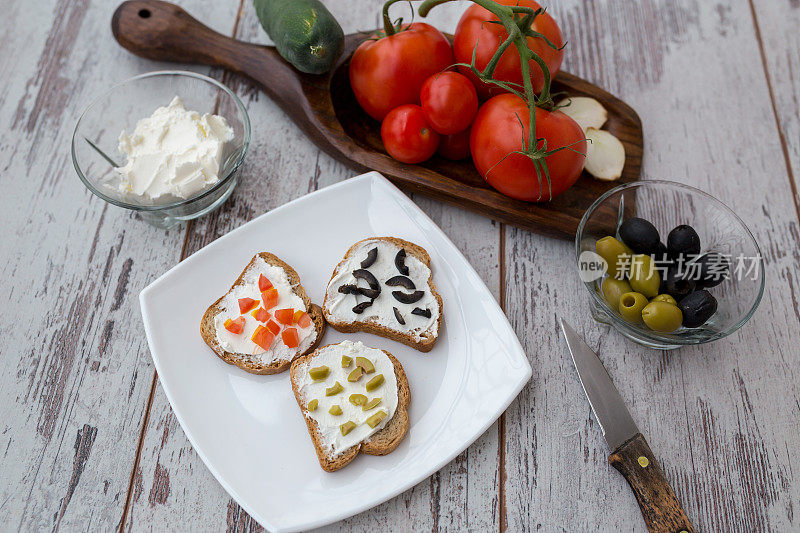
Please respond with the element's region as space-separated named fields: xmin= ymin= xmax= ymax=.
xmin=382 ymin=0 xmax=410 ymax=37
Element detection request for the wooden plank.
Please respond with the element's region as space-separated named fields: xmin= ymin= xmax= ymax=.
xmin=124 ymin=1 xmax=501 ymax=531
xmin=0 ymin=0 xmax=240 ymax=531
xmin=503 ymin=0 xmax=800 ymax=531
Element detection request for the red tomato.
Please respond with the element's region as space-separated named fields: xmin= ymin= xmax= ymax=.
xmin=282 ymin=328 xmax=300 ymax=349
xmin=381 ymin=105 xmax=440 ymax=164
xmin=224 ymin=317 xmax=245 ymax=335
xmin=261 ymin=288 xmax=278 ymax=309
xmin=349 ymin=23 xmax=454 ymax=121
xmin=420 ymin=72 xmax=479 ymax=134
xmin=275 ymin=308 xmax=295 ymax=325
xmin=470 ymin=94 xmax=586 ymax=201
xmin=454 ymin=0 xmax=564 ymax=99
xmin=437 ymin=128 xmax=471 ymax=160
xmin=238 ymin=297 xmax=258 ymax=314
xmin=251 ymin=325 xmax=275 ymax=351
xmin=258 ymin=273 xmax=272 ymax=292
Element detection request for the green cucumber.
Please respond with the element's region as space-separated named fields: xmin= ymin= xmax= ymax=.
xmin=253 ymin=0 xmax=344 ymax=75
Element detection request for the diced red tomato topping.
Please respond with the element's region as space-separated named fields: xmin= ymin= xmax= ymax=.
xmin=265 ymin=320 xmax=281 ymax=335
xmin=238 ymin=297 xmax=258 ymax=314
xmin=293 ymin=310 xmax=312 ymax=328
xmin=275 ymin=308 xmax=294 ymax=325
xmin=251 ymin=325 xmax=275 ymax=351
xmin=224 ymin=317 xmax=245 ymax=334
xmin=282 ymin=328 xmax=299 ymax=348
xmin=258 ymin=273 xmax=273 ymax=292
xmin=261 ymin=288 xmax=279 ymax=309
xmin=251 ymin=307 xmax=270 ymax=322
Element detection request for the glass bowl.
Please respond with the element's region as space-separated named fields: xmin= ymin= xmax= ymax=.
xmin=72 ymin=71 xmax=250 ymax=228
xmin=575 ymin=180 xmax=765 ymax=349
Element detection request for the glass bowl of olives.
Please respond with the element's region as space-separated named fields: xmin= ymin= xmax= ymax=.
xmin=576 ymin=180 xmax=765 ymax=349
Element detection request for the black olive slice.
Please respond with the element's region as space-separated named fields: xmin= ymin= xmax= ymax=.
xmin=385 ymin=275 xmax=415 ymax=290
xmin=411 ymin=307 xmax=432 ymax=318
xmin=338 ymin=284 xmax=360 ymax=294
xmin=392 ymin=290 xmax=424 ymax=304
xmin=395 ymin=249 xmax=409 ymax=275
xmin=356 ymin=288 xmax=380 ymax=299
xmin=360 ymin=247 xmax=378 ymax=268
xmin=393 ymin=307 xmax=405 ymax=325
xmin=352 ymin=269 xmax=380 ymax=291
xmin=352 ymin=301 xmax=373 ymax=314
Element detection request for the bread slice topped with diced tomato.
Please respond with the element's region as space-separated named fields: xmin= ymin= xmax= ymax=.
xmin=323 ymin=237 xmax=443 ymax=352
xmin=201 ymin=252 xmax=325 ymax=374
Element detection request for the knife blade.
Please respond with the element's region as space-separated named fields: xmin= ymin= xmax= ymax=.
xmin=560 ymin=318 xmax=695 ymax=533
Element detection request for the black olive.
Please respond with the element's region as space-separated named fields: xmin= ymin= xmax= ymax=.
xmin=356 ymin=288 xmax=380 ymax=299
xmin=660 ymin=267 xmax=697 ymax=300
xmin=393 ymin=307 xmax=405 ymax=325
xmin=692 ymin=253 xmax=730 ymax=288
xmin=361 ymin=247 xmax=378 ymax=268
xmin=352 ymin=301 xmax=373 ymax=314
xmin=619 ymin=217 xmax=661 ymax=255
xmin=679 ymin=290 xmax=717 ymax=328
xmin=411 ymin=307 xmax=432 ymax=318
xmin=392 ymin=290 xmax=424 ymax=304
xmin=338 ymin=284 xmax=359 ymax=294
xmin=667 ymin=225 xmax=701 ymax=259
xmin=386 ymin=275 xmax=416 ymax=290
xmin=352 ymin=269 xmax=380 ymax=291
xmin=395 ymin=249 xmax=409 ymax=275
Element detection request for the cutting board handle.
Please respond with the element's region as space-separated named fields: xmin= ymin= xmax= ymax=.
xmin=111 ymin=0 xmax=300 ymax=105
xmin=609 ymin=433 xmax=695 ymax=533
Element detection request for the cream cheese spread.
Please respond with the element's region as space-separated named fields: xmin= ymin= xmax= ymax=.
xmin=116 ymin=96 xmax=234 ymax=202
xmin=297 ymin=341 xmax=398 ymax=457
xmin=325 ymin=239 xmax=440 ymax=341
xmin=213 ymin=256 xmax=316 ymax=365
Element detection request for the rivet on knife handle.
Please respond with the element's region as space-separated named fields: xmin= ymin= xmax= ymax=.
xmin=609 ymin=433 xmax=695 ymax=533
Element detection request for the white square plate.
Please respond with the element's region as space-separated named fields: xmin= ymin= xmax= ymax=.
xmin=140 ymin=172 xmax=531 ymax=532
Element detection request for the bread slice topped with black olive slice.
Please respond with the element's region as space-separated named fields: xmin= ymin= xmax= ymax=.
xmin=201 ymin=252 xmax=325 ymax=374
xmin=322 ymin=237 xmax=443 ymax=352
xmin=290 ymin=340 xmax=411 ymax=472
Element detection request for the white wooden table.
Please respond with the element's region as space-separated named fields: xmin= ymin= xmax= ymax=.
xmin=1 ymin=0 xmax=798 ymax=530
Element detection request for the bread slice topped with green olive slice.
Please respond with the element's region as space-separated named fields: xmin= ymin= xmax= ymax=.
xmin=200 ymin=252 xmax=325 ymax=375
xmin=289 ymin=340 xmax=411 ymax=472
xmin=322 ymin=237 xmax=443 ymax=352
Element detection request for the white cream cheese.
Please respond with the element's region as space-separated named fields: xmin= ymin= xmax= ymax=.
xmin=325 ymin=239 xmax=440 ymax=341
xmin=116 ymin=96 xmax=234 ymax=202
xmin=213 ymin=256 xmax=316 ymax=365
xmin=297 ymin=341 xmax=398 ymax=457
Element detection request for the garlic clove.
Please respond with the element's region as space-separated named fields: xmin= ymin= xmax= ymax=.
xmin=557 ymin=96 xmax=608 ymax=132
xmin=584 ymin=128 xmax=626 ymax=181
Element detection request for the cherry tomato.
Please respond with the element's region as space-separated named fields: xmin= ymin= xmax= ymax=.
xmin=349 ymin=23 xmax=454 ymax=121
xmin=381 ymin=105 xmax=440 ymax=164
xmin=454 ymin=0 xmax=564 ymax=99
xmin=437 ymin=129 xmax=471 ymax=160
xmin=420 ymin=72 xmax=479 ymax=135
xmin=470 ymin=94 xmax=586 ymax=201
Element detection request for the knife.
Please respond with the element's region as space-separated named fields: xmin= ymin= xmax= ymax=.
xmin=560 ymin=318 xmax=695 ymax=533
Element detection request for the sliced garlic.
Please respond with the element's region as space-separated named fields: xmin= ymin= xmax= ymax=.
xmin=584 ymin=128 xmax=626 ymax=181
xmin=557 ymin=97 xmax=608 ymax=132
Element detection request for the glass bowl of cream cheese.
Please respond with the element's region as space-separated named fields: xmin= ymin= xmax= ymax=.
xmin=72 ymin=70 xmax=250 ymax=228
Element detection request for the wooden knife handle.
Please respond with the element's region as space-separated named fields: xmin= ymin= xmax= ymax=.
xmin=609 ymin=433 xmax=695 ymax=533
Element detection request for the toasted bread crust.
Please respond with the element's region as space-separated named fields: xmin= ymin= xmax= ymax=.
xmin=322 ymin=237 xmax=443 ymax=352
xmin=200 ymin=252 xmax=325 ymax=375
xmin=290 ymin=344 xmax=411 ymax=472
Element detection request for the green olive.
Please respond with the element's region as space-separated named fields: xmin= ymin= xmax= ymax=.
xmin=628 ymin=254 xmax=661 ymax=298
xmin=642 ymin=301 xmax=683 ymax=333
xmin=595 ymin=236 xmax=633 ymax=279
xmin=651 ymin=294 xmax=677 ymax=305
xmin=601 ymin=277 xmax=633 ymax=310
xmin=618 ymin=292 xmax=648 ymax=323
